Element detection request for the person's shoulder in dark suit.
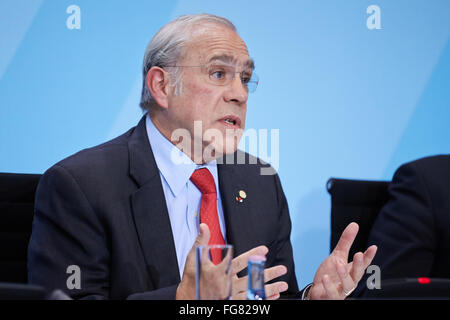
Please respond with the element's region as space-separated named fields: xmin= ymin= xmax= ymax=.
xmin=356 ymin=154 xmax=450 ymax=296
xmin=27 ymin=126 xmax=141 ymax=299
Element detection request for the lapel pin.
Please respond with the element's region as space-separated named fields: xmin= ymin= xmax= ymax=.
xmin=236 ymin=190 xmax=247 ymax=203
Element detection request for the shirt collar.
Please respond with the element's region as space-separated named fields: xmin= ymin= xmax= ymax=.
xmin=145 ymin=114 xmax=219 ymax=197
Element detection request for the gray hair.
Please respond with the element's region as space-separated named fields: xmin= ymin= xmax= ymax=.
xmin=139 ymin=14 xmax=237 ymax=112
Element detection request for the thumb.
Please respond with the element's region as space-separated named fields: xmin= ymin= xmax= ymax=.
xmin=177 ymin=223 xmax=211 ymax=299
xmin=195 ymin=223 xmax=211 ymax=247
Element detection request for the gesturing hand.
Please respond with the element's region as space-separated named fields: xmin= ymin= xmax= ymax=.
xmin=308 ymin=222 xmax=377 ymax=300
xmin=230 ymin=246 xmax=288 ymax=300
xmin=176 ymin=223 xmax=289 ymax=300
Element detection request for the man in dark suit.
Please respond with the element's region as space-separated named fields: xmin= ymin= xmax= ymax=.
xmin=357 ymin=155 xmax=450 ymax=296
xmin=28 ymin=13 xmax=376 ymax=300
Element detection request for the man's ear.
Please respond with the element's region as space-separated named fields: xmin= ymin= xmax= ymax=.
xmin=146 ymin=67 xmax=170 ymax=109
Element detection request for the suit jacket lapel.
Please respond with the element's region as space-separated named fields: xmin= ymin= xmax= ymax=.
xmin=128 ymin=115 xmax=180 ymax=288
xmin=218 ymin=158 xmax=253 ymax=259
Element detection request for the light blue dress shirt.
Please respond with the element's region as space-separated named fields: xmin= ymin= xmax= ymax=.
xmin=145 ymin=114 xmax=227 ymax=279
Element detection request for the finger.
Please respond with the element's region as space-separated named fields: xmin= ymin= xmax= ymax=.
xmin=185 ymin=223 xmax=211 ymax=268
xmin=363 ymin=245 xmax=378 ymax=267
xmin=321 ymin=274 xmax=340 ymax=300
xmin=350 ymin=252 xmax=365 ymax=281
xmin=264 ymin=281 xmax=288 ymax=298
xmin=232 ymin=275 xmax=247 ymax=296
xmin=232 ymin=265 xmax=287 ymax=298
xmin=267 ymin=293 xmax=280 ymax=300
xmin=349 ymin=245 xmax=378 ymax=282
xmin=178 ymin=224 xmax=211 ymax=299
xmin=264 ymin=265 xmax=287 ymax=284
xmin=232 ymin=246 xmax=268 ymax=275
xmin=336 ymin=260 xmax=356 ymax=297
xmin=195 ymin=223 xmax=211 ymax=247
xmin=332 ymin=222 xmax=359 ymax=259
xmin=198 ymin=224 xmax=213 ymax=265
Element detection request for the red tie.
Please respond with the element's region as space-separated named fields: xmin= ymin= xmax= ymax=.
xmin=190 ymin=168 xmax=225 ymax=264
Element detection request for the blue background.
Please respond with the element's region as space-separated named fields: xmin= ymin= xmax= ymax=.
xmin=1 ymin=0 xmax=449 ymax=289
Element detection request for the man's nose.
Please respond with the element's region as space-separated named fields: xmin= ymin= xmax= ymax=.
xmin=224 ymin=74 xmax=248 ymax=104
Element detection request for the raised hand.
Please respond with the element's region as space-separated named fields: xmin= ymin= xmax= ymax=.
xmin=308 ymin=222 xmax=377 ymax=300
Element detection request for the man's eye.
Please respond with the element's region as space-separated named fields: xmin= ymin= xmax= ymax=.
xmin=211 ymin=70 xmax=226 ymax=80
xmin=241 ymin=76 xmax=251 ymax=84
xmin=241 ymin=73 xmax=252 ymax=84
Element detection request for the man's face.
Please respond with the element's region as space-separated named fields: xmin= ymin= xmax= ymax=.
xmin=166 ymin=25 xmax=252 ymax=161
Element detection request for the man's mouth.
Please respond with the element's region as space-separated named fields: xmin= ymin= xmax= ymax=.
xmin=220 ymin=115 xmax=241 ymax=128
xmin=224 ymin=118 xmax=236 ymax=125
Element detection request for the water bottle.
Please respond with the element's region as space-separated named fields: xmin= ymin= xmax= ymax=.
xmin=246 ymin=255 xmax=266 ymax=300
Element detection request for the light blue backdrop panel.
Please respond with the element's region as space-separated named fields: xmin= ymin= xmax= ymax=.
xmin=1 ymin=0 xmax=449 ymax=289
